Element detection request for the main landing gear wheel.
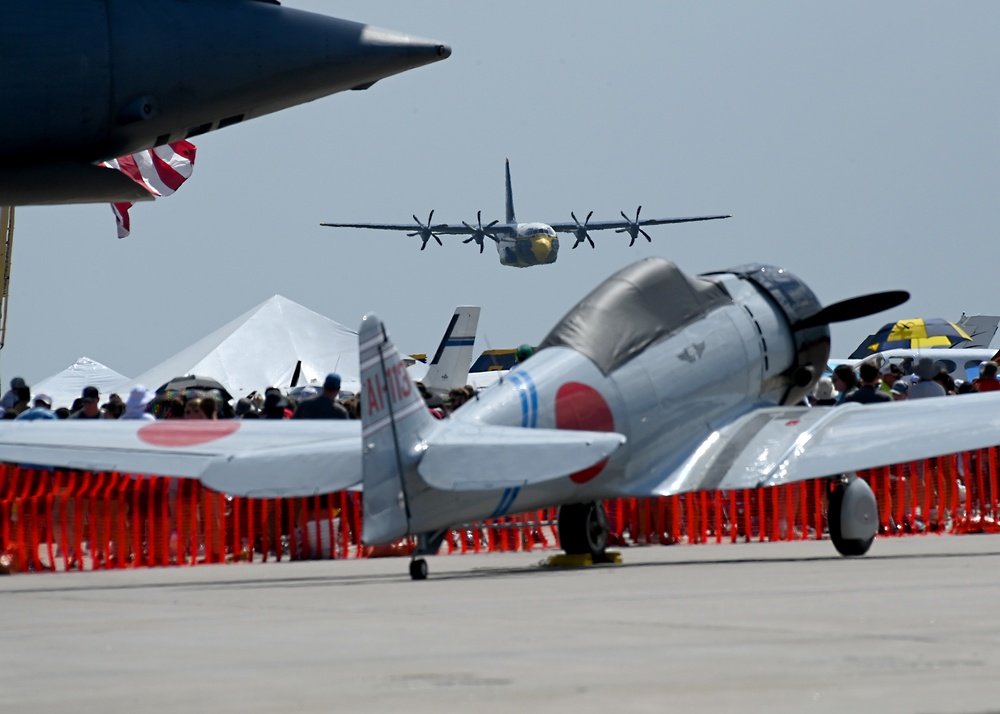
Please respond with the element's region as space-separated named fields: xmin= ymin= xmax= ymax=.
xmin=828 ymin=475 xmax=878 ymax=556
xmin=557 ymin=501 xmax=609 ymax=559
xmin=409 ymin=558 xmax=428 ymax=581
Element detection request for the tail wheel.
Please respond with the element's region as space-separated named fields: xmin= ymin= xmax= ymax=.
xmin=828 ymin=477 xmax=876 ymax=557
xmin=558 ymin=501 xmax=608 ymax=557
xmin=409 ymin=558 xmax=428 ymax=580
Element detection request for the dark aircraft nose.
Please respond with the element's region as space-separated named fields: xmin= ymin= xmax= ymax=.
xmin=2 ymin=1 xmax=452 ymax=164
xmin=345 ymin=25 xmax=452 ymax=90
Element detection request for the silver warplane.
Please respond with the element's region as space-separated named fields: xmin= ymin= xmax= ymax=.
xmin=322 ymin=160 xmax=730 ymax=267
xmin=6 ymin=258 xmax=1000 ymax=580
xmin=0 ymin=0 xmax=450 ymax=205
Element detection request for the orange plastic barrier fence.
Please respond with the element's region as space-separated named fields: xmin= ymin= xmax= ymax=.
xmin=2 ymin=449 xmax=998 ymax=574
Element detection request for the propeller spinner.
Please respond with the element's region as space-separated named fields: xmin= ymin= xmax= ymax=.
xmin=615 ymin=206 xmax=652 ymax=247
xmin=407 ymin=211 xmax=443 ymax=251
xmin=461 ymin=211 xmax=500 ymax=254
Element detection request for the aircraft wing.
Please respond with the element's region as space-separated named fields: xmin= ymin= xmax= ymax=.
xmin=0 ymin=420 xmax=361 ymax=498
xmin=547 ymin=214 xmax=731 ymax=233
xmin=631 ymin=392 xmax=1000 ymax=497
xmin=418 ymin=423 xmax=626 ymax=491
xmin=320 ymin=221 xmax=516 ymax=236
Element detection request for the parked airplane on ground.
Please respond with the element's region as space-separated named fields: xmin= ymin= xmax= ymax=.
xmin=407 ymin=306 xmax=481 ymax=396
xmin=7 ymin=259 xmax=1000 ymax=580
xmin=853 ymin=348 xmax=1000 ymax=384
xmin=321 ymin=160 xmax=730 ymax=267
xmin=0 ymin=0 xmax=450 ymax=205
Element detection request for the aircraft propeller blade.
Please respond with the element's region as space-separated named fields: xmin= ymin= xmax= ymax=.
xmin=793 ymin=290 xmax=910 ymax=330
xmin=615 ymin=206 xmax=651 ymax=247
xmin=407 ymin=210 xmax=443 ymax=250
xmin=570 ymin=210 xmax=595 ymax=249
xmin=461 ymin=210 xmax=500 ymax=254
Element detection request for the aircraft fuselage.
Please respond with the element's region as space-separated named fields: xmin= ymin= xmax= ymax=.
xmin=401 ymin=260 xmax=831 ymax=533
xmin=496 ymin=223 xmax=560 ymax=267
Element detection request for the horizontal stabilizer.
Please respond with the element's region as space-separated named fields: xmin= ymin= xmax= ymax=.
xmin=633 ymin=392 xmax=1000 ymax=497
xmin=417 ymin=423 xmax=625 ymax=491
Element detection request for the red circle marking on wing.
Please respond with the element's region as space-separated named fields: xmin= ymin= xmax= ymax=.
xmin=138 ymin=421 xmax=241 ymax=447
xmin=555 ymin=382 xmax=615 ymax=484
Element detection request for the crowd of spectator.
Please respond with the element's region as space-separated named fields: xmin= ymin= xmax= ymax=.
xmin=0 ymin=371 xmax=481 ymax=423
xmin=811 ymin=358 xmax=1000 ymax=406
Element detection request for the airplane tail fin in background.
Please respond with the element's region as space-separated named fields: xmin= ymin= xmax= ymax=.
xmin=359 ymin=314 xmax=437 ymax=544
xmin=505 ymin=159 xmax=515 ymax=224
xmin=422 ymin=306 xmax=481 ymax=395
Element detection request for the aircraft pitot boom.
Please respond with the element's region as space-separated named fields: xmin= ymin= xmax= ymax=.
xmin=6 ymin=259 xmax=1000 ymax=580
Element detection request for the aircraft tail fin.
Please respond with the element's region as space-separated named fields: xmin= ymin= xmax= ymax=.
xmin=359 ymin=314 xmax=437 ymax=544
xmin=422 ymin=306 xmax=481 ymax=395
xmin=505 ymin=158 xmax=515 ymax=224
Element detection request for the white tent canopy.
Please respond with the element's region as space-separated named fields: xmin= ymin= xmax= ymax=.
xmin=31 ymin=357 xmax=130 ymax=411
xmin=127 ymin=295 xmax=359 ymax=400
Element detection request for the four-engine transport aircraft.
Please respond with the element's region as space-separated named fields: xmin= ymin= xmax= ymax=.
xmin=5 ymin=259 xmax=1000 ymax=579
xmin=0 ymin=0 xmax=450 ymax=205
xmin=321 ymin=161 xmax=730 ymax=267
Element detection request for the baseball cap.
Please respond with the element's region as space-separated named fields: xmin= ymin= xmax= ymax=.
xmin=81 ymin=385 xmax=100 ymax=403
xmin=324 ymin=373 xmax=341 ymax=391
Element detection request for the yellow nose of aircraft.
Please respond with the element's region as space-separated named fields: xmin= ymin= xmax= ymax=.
xmin=531 ymin=236 xmax=552 ymax=262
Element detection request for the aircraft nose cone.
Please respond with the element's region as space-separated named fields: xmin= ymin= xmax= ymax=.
xmin=355 ymin=25 xmax=451 ymax=80
xmin=531 ymin=236 xmax=552 ymax=263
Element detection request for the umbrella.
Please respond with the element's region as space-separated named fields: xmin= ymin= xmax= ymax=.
xmin=849 ymin=318 xmax=972 ymax=359
xmin=156 ymin=374 xmax=233 ymax=402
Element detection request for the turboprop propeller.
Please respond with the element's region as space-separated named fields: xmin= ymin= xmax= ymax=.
xmin=570 ymin=211 xmax=595 ymax=249
xmin=407 ymin=211 xmax=443 ymax=250
xmin=615 ymin=206 xmax=652 ymax=247
xmin=461 ymin=211 xmax=500 ymax=253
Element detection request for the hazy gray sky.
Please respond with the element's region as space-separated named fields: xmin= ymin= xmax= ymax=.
xmin=6 ymin=2 xmax=999 ymax=387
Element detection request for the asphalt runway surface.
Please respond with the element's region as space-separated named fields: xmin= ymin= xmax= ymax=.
xmin=5 ymin=534 xmax=1000 ymax=714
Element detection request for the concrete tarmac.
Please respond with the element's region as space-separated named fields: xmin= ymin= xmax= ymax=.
xmin=4 ymin=534 xmax=1000 ymax=714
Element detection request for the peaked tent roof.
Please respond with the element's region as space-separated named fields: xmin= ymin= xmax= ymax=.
xmin=32 ymin=357 xmax=131 ymax=411
xmin=128 ymin=296 xmax=359 ymax=400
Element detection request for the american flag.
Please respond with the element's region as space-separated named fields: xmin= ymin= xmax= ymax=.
xmin=100 ymin=140 xmax=197 ymax=238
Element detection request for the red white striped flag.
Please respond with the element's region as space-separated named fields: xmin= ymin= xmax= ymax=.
xmin=101 ymin=140 xmax=197 ymax=238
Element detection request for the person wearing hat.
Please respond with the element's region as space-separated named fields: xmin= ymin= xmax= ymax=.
xmin=973 ymin=361 xmax=1000 ymax=393
xmin=14 ymin=393 xmax=57 ymax=420
xmin=878 ymin=362 xmax=904 ymax=395
xmin=515 ymin=344 xmax=534 ymax=363
xmin=121 ymin=385 xmax=157 ymax=421
xmin=908 ymin=357 xmax=946 ymax=400
xmin=890 ymin=380 xmax=909 ymax=401
xmin=809 ymin=376 xmax=839 ymax=406
xmin=234 ymin=397 xmax=260 ymax=419
xmin=70 ymin=385 xmax=104 ymax=418
xmin=292 ymin=373 xmax=348 ymax=419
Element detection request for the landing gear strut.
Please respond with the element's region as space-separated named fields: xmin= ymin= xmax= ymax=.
xmin=828 ymin=475 xmax=877 ymax=556
xmin=557 ymin=501 xmax=609 ymax=559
